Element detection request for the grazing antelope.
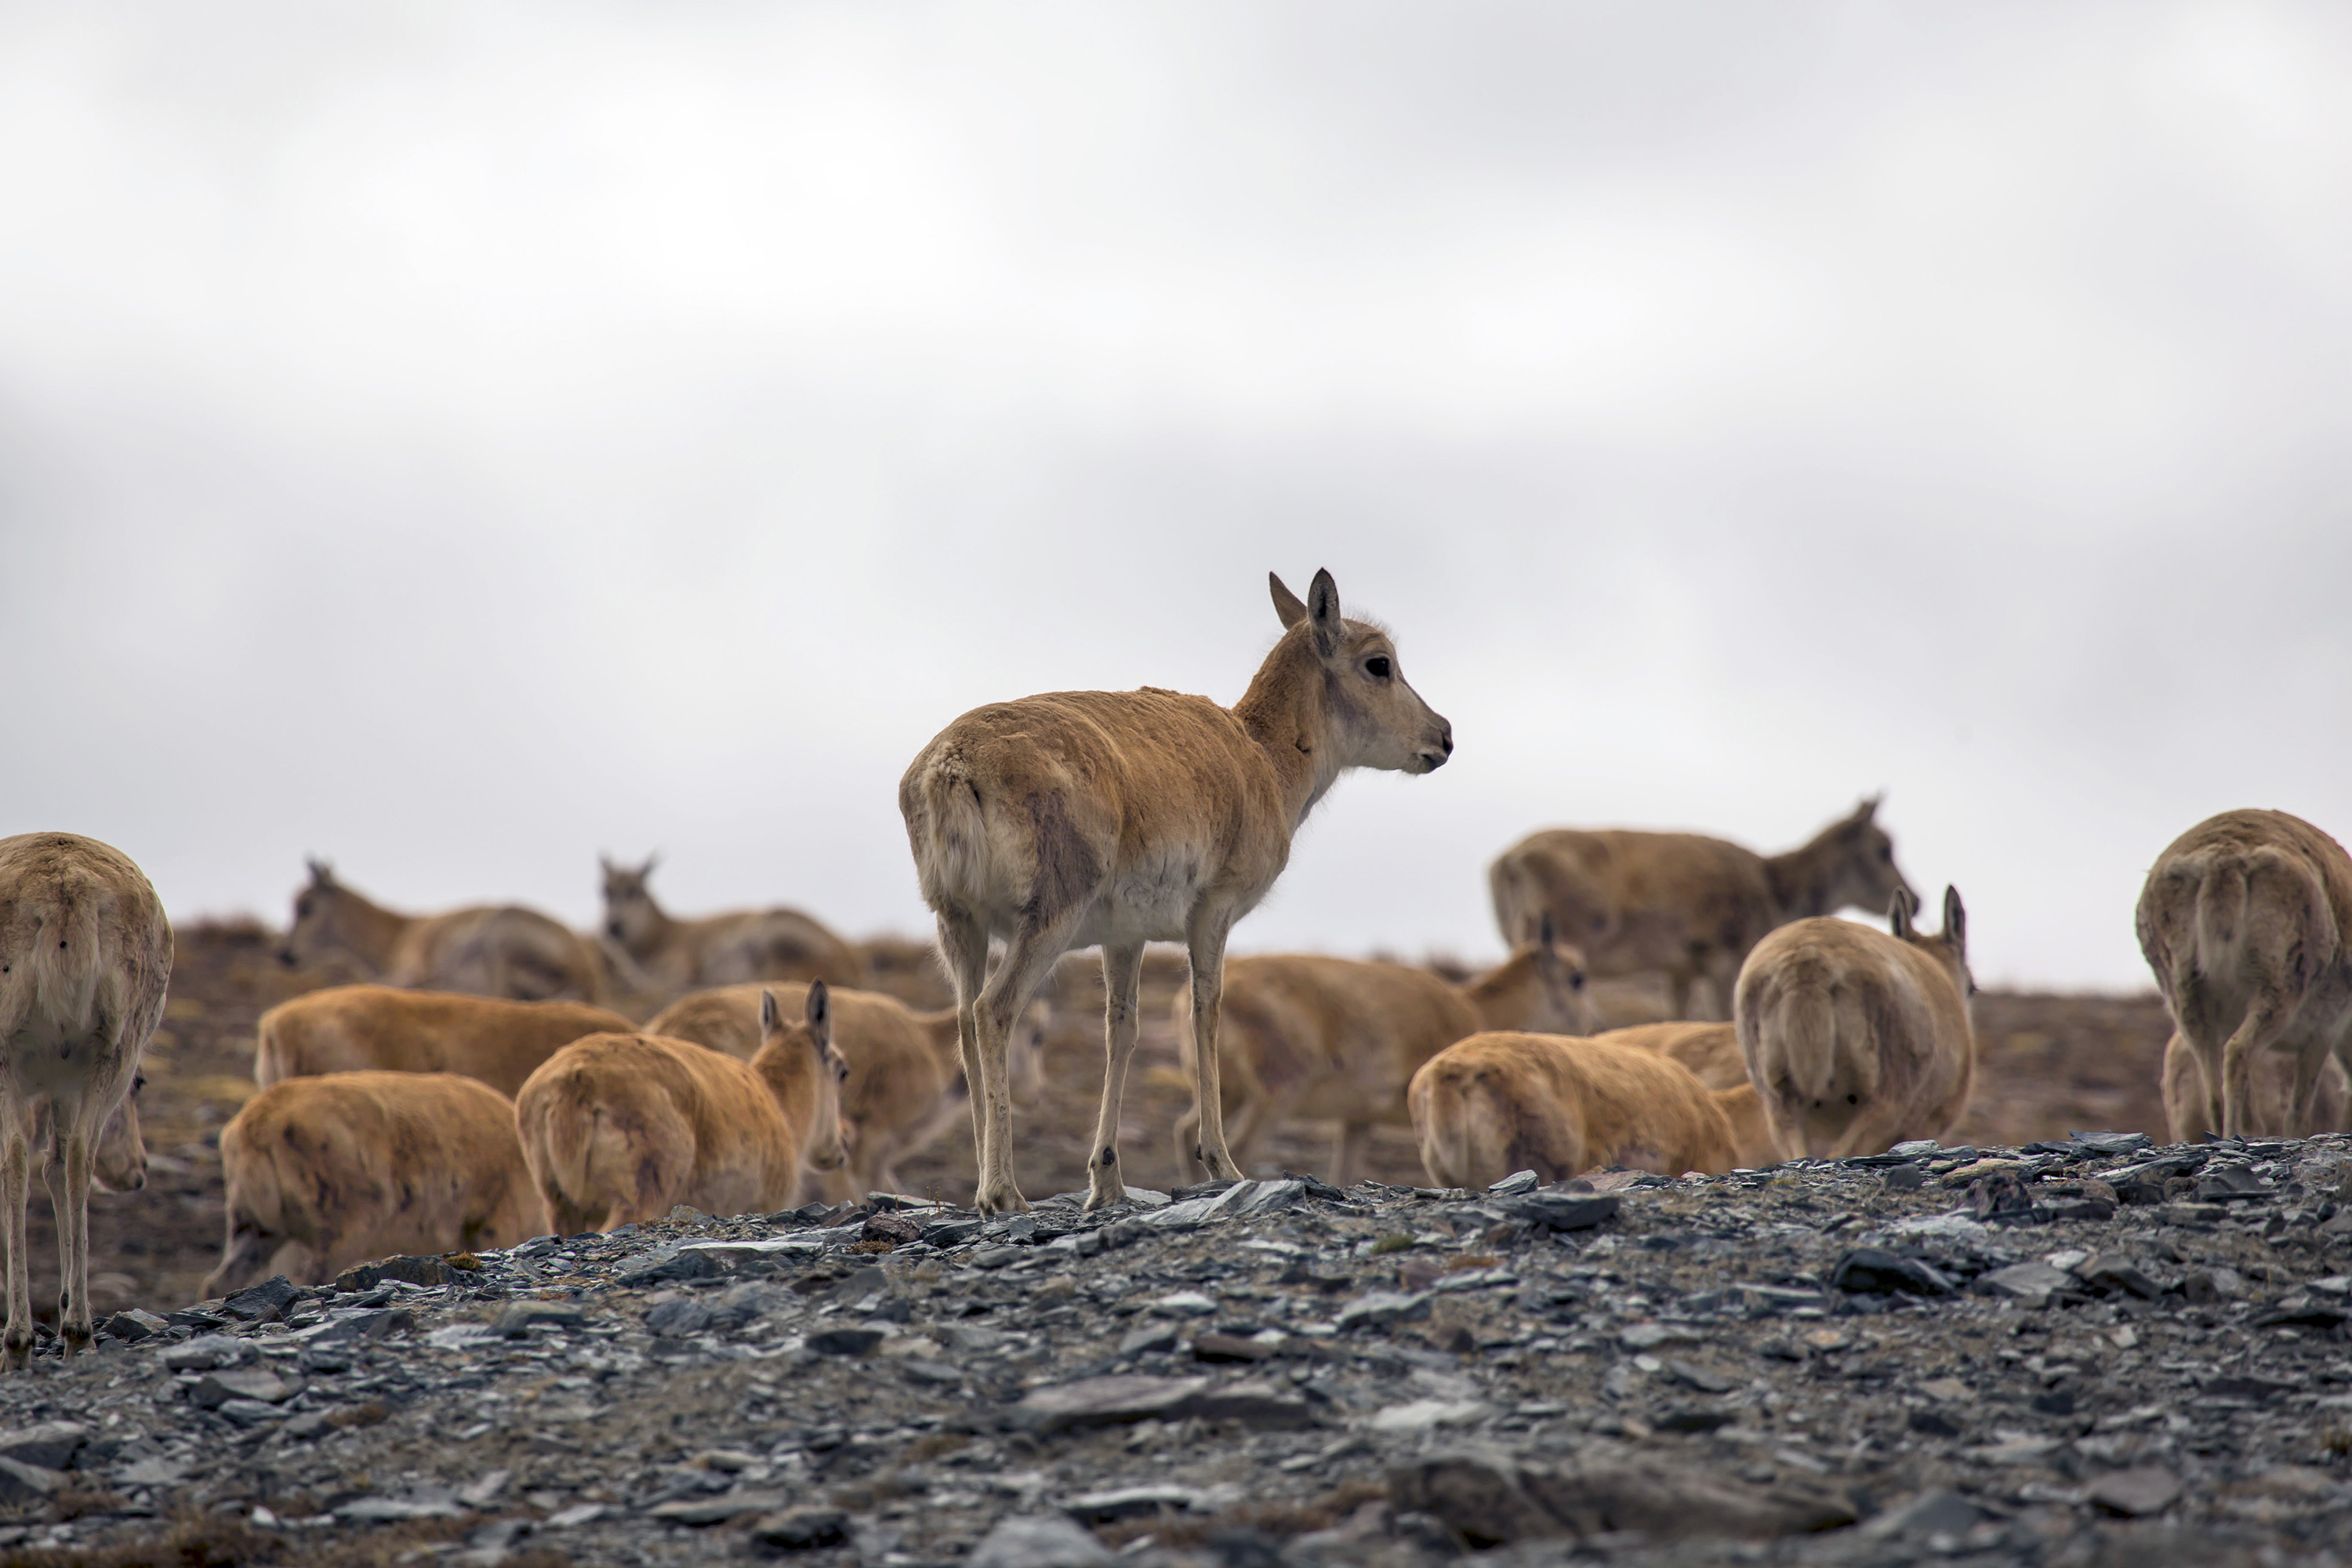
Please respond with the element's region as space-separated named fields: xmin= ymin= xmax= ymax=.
xmin=204 ymin=1072 xmax=544 ymax=1295
xmin=645 ymin=981 xmax=1047 ymax=1200
xmin=279 ymin=861 xmax=606 ymax=1004
xmin=253 ymin=985 xmax=633 ymax=1099
xmin=514 ymin=985 xmax=850 ymax=1234
xmin=1408 ymin=1032 xmax=1737 ymax=1189
xmin=1734 ymin=886 xmax=1976 ymax=1161
xmin=1490 ymin=799 xmax=1915 ymax=1019
xmin=2136 ymin=809 xmax=2352 ymax=1139
xmin=1167 ymin=926 xmax=1598 ymax=1186
xmin=0 ymin=833 xmax=171 ymax=1367
xmin=1593 ymin=1020 xmax=1748 ymax=1091
xmin=900 ymin=568 xmax=1453 ymax=1214
xmin=597 ymin=857 xmax=864 ymax=996
xmin=1595 ymin=1021 xmax=1782 ymax=1167
xmin=2160 ymin=1029 xmax=2351 ymax=1143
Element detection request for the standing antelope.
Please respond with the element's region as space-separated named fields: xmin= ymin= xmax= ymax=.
xmin=899 ymin=568 xmax=1453 ymax=1214
xmin=514 ymin=985 xmax=850 ymax=1233
xmin=2160 ymin=1030 xmax=2350 ymax=1143
xmin=1168 ymin=925 xmax=1597 ymax=1185
xmin=1490 ymin=800 xmax=1915 ymax=1018
xmin=280 ymin=861 xmax=606 ymax=1004
xmin=2136 ymin=810 xmax=2352 ymax=1139
xmin=0 ymin=833 xmax=171 ymax=1367
xmin=253 ymin=985 xmax=634 ymax=1098
xmin=1734 ymin=886 xmax=1976 ymax=1160
xmin=598 ymin=857 xmax=864 ymax=995
xmin=647 ymin=981 xmax=1046 ymax=1202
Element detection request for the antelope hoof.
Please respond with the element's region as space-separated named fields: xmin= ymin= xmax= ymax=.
xmin=973 ymin=1181 xmax=1032 ymax=1217
xmin=1083 ymin=1174 xmax=1131 ymax=1211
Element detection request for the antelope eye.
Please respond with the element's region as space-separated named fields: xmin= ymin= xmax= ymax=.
xmin=1569 ymin=974 xmax=1586 ymax=990
xmin=1365 ymin=656 xmax=1392 ymax=680
xmin=132 ymin=1075 xmax=145 ymax=1093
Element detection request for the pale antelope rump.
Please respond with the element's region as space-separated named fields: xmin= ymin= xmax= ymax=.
xmin=204 ymin=1072 xmax=544 ymax=1295
xmin=645 ymin=981 xmax=1047 ymax=1201
xmin=279 ymin=861 xmax=606 ymax=1004
xmin=253 ymin=985 xmax=633 ymax=1099
xmin=2136 ymin=809 xmax=2352 ymax=1139
xmin=598 ymin=857 xmax=863 ymax=996
xmin=1168 ymin=927 xmax=1597 ymax=1186
xmin=1734 ymin=886 xmax=1976 ymax=1161
xmin=0 ymin=833 xmax=171 ymax=1367
xmin=2160 ymin=1029 xmax=2350 ymax=1143
xmin=1407 ymin=1031 xmax=1737 ymax=1189
xmin=1490 ymin=800 xmax=1915 ymax=1019
xmin=899 ymin=569 xmax=1452 ymax=1214
xmin=514 ymin=985 xmax=850 ymax=1233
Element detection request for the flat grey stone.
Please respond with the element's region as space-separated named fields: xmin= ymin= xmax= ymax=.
xmin=160 ymin=1334 xmax=251 ymax=1371
xmin=1390 ymin=1441 xmax=1857 ymax=1546
xmin=0 ymin=1456 xmax=63 ymax=1508
xmin=648 ymin=1490 xmax=786 ymax=1524
xmin=0 ymin=1421 xmax=85 ymax=1471
xmin=2089 ymin=1466 xmax=2182 ymax=1516
xmin=967 ymin=1514 xmax=1113 ymax=1568
xmin=1336 ymin=1290 xmax=1432 ymax=1330
xmin=191 ymin=1367 xmax=294 ymax=1408
xmin=1063 ymin=1483 xmax=1200 ymax=1520
xmin=1979 ymin=1261 xmax=2074 ymax=1305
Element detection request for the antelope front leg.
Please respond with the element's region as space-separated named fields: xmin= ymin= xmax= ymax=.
xmin=1 ymin=1131 xmax=30 ymax=1371
xmin=1084 ymin=944 xmax=1145 ymax=1210
xmin=1185 ymin=921 xmax=1243 ymax=1182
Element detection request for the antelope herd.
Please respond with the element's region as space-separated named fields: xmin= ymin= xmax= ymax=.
xmin=5 ymin=568 xmax=2351 ymax=1359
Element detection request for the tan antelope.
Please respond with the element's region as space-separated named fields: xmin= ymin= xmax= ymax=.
xmin=1489 ymin=800 xmax=1915 ymax=1018
xmin=204 ymin=1072 xmax=544 ymax=1294
xmin=1167 ymin=926 xmax=1599 ymax=1185
xmin=0 ymin=833 xmax=171 ymax=1367
xmin=598 ymin=856 xmax=864 ymax=996
xmin=2160 ymin=1029 xmax=2351 ymax=1143
xmin=514 ymin=985 xmax=850 ymax=1233
xmin=1734 ymin=886 xmax=1976 ymax=1160
xmin=279 ymin=861 xmax=606 ymax=1004
xmin=2136 ymin=809 xmax=2352 ymax=1139
xmin=253 ymin=985 xmax=633 ymax=1098
xmin=1592 ymin=1021 xmax=1783 ymax=1167
xmin=899 ymin=568 xmax=1453 ymax=1214
xmin=646 ymin=981 xmax=1047 ymax=1200
xmin=1408 ymin=1031 xmax=1738 ymax=1189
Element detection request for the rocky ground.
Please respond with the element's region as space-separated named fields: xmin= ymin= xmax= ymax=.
xmin=7 ymin=1131 xmax=2352 ymax=1566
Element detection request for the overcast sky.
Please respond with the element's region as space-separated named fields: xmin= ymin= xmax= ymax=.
xmin=4 ymin=2 xmax=2347 ymax=990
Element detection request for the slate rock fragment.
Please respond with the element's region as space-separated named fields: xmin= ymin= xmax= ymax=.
xmin=1494 ymin=1189 xmax=1621 ymax=1232
xmin=752 ymin=1507 xmax=852 ymax=1553
xmin=2089 ymin=1466 xmax=2182 ymax=1516
xmin=0 ymin=1423 xmax=84 ymax=1471
xmin=645 ymin=1299 xmax=713 ymax=1338
xmin=1389 ymin=1441 xmax=1856 ymax=1548
xmin=336 ymin=1254 xmax=455 ymax=1290
xmin=1830 ymin=1249 xmax=1955 ymax=1296
xmin=967 ymin=1514 xmax=1112 ymax=1568
xmin=222 ymin=1276 xmax=300 ymax=1323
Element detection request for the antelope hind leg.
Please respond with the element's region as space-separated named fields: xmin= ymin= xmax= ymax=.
xmin=1083 ymin=943 xmax=1145 ymax=1210
xmin=1184 ymin=919 xmax=1243 ymax=1182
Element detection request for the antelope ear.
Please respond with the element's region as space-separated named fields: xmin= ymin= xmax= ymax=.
xmin=760 ymin=989 xmax=782 ymax=1035
xmin=305 ymin=858 xmax=334 ymax=887
xmin=1853 ymin=795 xmax=1882 ymax=825
xmin=1269 ymin=572 xmax=1308 ymax=630
xmin=640 ymin=853 xmax=659 ymax=878
xmin=1942 ymin=886 xmax=1966 ymax=956
xmin=1538 ymin=911 xmax=1556 ymax=949
xmin=804 ymin=980 xmax=832 ymax=1045
xmin=1888 ymin=886 xmax=1918 ymax=938
xmin=599 ymin=854 xmax=615 ymax=877
xmin=1306 ymin=568 xmax=1342 ymax=658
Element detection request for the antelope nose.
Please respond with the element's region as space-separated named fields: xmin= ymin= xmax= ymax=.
xmin=1440 ymin=724 xmax=1454 ymax=757
xmin=276 ymin=949 xmax=297 ymax=967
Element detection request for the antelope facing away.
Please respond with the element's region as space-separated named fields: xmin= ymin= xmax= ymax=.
xmin=514 ymin=985 xmax=850 ymax=1233
xmin=1168 ymin=924 xmax=1598 ymax=1186
xmin=0 ymin=833 xmax=172 ymax=1367
xmin=899 ymin=568 xmax=1453 ymax=1214
xmin=280 ymin=861 xmax=606 ymax=1004
xmin=1490 ymin=799 xmax=1915 ymax=1019
xmin=205 ymin=1071 xmax=545 ymax=1295
xmin=2136 ymin=809 xmax=2352 ymax=1139
xmin=598 ymin=857 xmax=864 ymax=996
xmin=1734 ymin=886 xmax=1976 ymax=1161
xmin=2161 ymin=1030 xmax=2350 ymax=1144
xmin=647 ymin=980 xmax=1047 ymax=1201
xmin=253 ymin=985 xmax=633 ymax=1098
xmin=1409 ymin=1031 xmax=1739 ymax=1189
